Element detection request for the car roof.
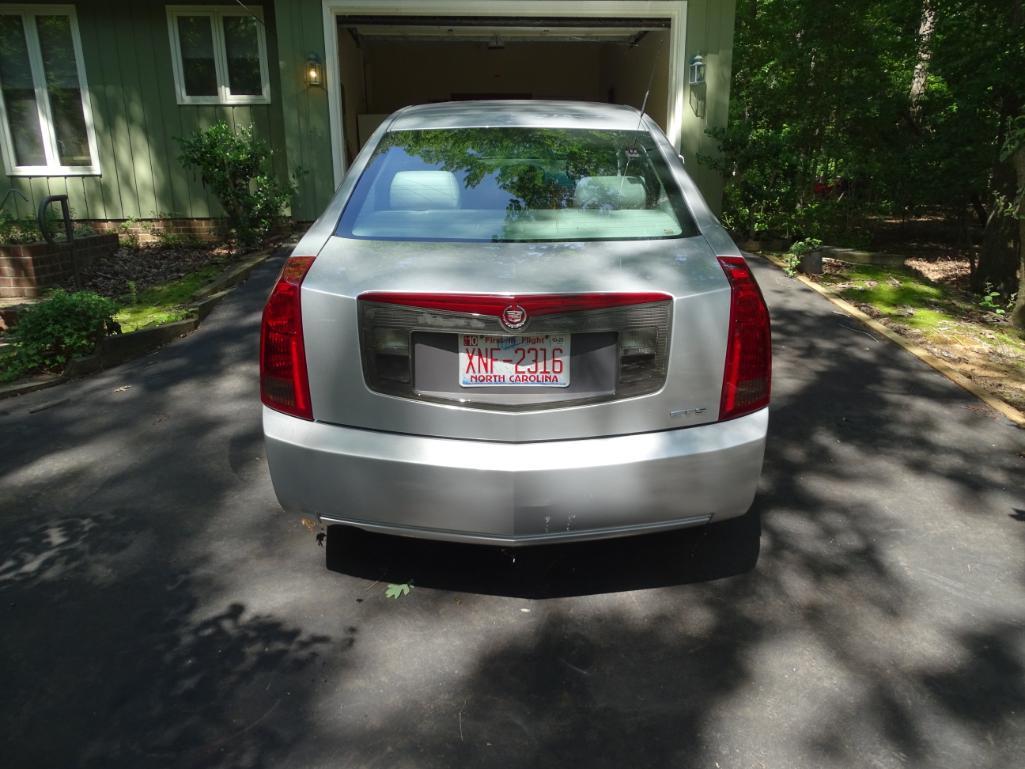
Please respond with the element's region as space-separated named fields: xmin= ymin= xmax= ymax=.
xmin=387 ymin=100 xmax=648 ymax=132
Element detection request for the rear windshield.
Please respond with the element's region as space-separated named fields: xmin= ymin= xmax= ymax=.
xmin=336 ymin=127 xmax=698 ymax=242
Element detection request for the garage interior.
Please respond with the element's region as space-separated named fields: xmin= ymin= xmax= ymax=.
xmin=336 ymin=16 xmax=671 ymax=164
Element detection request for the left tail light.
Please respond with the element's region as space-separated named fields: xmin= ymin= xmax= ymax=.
xmin=260 ymin=256 xmax=315 ymax=420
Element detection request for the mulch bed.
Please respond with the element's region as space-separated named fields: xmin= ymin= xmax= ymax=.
xmin=821 ymin=251 xmax=973 ymax=290
xmin=904 ymin=256 xmax=972 ymax=287
xmin=75 ymin=243 xmax=238 ymax=300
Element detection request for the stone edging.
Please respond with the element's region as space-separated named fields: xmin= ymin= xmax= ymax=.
xmin=0 ymin=245 xmax=280 ymax=401
xmin=757 ymin=252 xmax=1025 ymax=429
xmin=817 ymin=246 xmax=906 ymax=267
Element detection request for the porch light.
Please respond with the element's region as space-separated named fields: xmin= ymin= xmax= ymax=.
xmin=305 ymin=53 xmax=323 ymax=87
xmin=689 ymin=53 xmax=706 ymax=85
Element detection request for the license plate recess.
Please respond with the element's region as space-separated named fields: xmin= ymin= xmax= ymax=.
xmin=459 ymin=334 xmax=571 ymax=387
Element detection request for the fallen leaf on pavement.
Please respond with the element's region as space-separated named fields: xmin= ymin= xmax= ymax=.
xmin=385 ymin=582 xmax=412 ymax=599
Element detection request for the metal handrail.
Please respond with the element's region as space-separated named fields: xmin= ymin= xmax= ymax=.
xmin=38 ymin=194 xmax=74 ymax=245
xmin=0 ymin=187 xmax=29 ymax=213
xmin=38 ymin=194 xmax=79 ymax=288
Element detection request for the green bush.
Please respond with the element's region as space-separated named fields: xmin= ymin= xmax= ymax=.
xmin=0 ymin=208 xmax=97 ymax=246
xmin=783 ymin=237 xmax=824 ymax=277
xmin=700 ymin=124 xmax=805 ymax=239
xmin=0 ymin=210 xmax=41 ymax=245
xmin=789 ymin=237 xmax=823 ymax=257
xmin=178 ymin=122 xmax=294 ymax=250
xmin=72 ymin=221 xmax=97 ymax=239
xmin=1 ymin=290 xmax=117 ymax=382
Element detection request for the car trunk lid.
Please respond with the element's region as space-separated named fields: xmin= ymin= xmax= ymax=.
xmin=300 ymin=235 xmax=733 ymax=442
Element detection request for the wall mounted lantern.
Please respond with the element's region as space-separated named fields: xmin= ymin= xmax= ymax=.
xmin=689 ymin=87 xmax=707 ymax=119
xmin=689 ymin=54 xmax=706 ymax=85
xmin=305 ymin=53 xmax=323 ymax=87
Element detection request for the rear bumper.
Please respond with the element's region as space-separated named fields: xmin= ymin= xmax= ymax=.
xmin=263 ymin=407 xmax=768 ymax=546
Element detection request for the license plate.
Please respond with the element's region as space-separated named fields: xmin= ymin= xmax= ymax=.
xmin=459 ymin=334 xmax=571 ymax=387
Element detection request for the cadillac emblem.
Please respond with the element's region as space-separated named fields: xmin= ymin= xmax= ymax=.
xmin=501 ymin=304 xmax=528 ymax=330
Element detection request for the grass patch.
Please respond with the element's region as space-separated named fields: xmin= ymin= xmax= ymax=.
xmin=811 ymin=260 xmax=1025 ymax=412
xmin=114 ymin=264 xmax=223 ymax=333
xmin=816 ymin=263 xmax=1020 ymax=335
xmin=818 ymin=263 xmax=957 ymax=333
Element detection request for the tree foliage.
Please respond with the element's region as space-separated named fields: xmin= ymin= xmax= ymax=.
xmin=708 ymin=0 xmax=1025 ymax=327
xmin=378 ymin=127 xmax=663 ymax=210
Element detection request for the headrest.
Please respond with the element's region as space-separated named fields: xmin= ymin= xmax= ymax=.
xmin=389 ymin=170 xmax=460 ymax=210
xmin=574 ymin=176 xmax=647 ymax=209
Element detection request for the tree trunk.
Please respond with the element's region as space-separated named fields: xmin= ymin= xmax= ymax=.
xmin=974 ymin=95 xmax=1022 ymax=294
xmin=908 ymin=0 xmax=936 ymax=131
xmin=974 ymin=0 xmax=1025 ymax=297
xmin=975 ymin=205 xmax=1018 ymax=294
xmin=1009 ymin=143 xmax=1025 ymax=330
xmin=970 ymin=193 xmax=988 ymax=228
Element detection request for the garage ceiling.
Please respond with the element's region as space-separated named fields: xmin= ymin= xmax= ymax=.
xmin=341 ymin=15 xmax=669 ymax=45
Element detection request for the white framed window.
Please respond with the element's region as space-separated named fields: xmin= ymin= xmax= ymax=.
xmin=167 ymin=6 xmax=270 ymax=105
xmin=0 ymin=6 xmax=100 ymax=176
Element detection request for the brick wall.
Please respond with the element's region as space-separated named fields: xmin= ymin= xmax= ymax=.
xmin=0 ymin=234 xmax=119 ymax=299
xmin=81 ymin=217 xmax=296 ymax=245
xmin=83 ymin=218 xmax=230 ymax=244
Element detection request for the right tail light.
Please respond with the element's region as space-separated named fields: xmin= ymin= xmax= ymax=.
xmin=717 ymin=256 xmax=771 ymax=420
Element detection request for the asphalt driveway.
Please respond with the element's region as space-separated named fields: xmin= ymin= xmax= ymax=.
xmin=2 ymin=251 xmax=1023 ymax=769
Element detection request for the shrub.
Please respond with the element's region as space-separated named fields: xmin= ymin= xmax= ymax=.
xmin=118 ymin=216 xmax=141 ymax=247
xmin=73 ymin=221 xmax=97 ymax=238
xmin=155 ymin=230 xmax=202 ymax=249
xmin=699 ymin=123 xmax=805 ymax=239
xmin=783 ymin=237 xmax=824 ymax=277
xmin=0 ymin=210 xmax=41 ymax=245
xmin=701 ymin=124 xmax=874 ymax=247
xmin=178 ymin=122 xmax=294 ymax=250
xmin=789 ymin=237 xmax=823 ymax=257
xmin=978 ymin=283 xmax=1015 ymax=317
xmin=0 ymin=208 xmax=96 ymax=246
xmin=1 ymin=290 xmax=118 ymax=381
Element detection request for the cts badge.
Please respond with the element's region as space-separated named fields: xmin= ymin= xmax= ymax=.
xmin=670 ymin=406 xmax=708 ymax=418
xmin=501 ymin=304 xmax=528 ymax=330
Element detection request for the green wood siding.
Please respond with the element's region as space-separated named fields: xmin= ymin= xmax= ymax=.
xmin=0 ymin=0 xmax=288 ymax=222
xmin=272 ymin=0 xmax=737 ymax=219
xmin=272 ymin=0 xmax=333 ymax=221
xmin=0 ymin=0 xmax=736 ymax=223
xmin=681 ymin=0 xmax=737 ymax=211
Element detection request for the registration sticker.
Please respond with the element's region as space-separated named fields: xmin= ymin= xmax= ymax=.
xmin=459 ymin=334 xmax=571 ymax=387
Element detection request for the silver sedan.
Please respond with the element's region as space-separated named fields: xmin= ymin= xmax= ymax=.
xmin=262 ymin=100 xmax=770 ymax=546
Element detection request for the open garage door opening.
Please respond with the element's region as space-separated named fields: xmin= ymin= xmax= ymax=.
xmin=336 ymin=16 xmax=672 ymax=165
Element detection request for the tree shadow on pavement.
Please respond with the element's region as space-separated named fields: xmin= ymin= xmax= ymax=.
xmin=3 ymin=253 xmax=1024 ymax=769
xmin=311 ymin=261 xmax=1025 ymax=768
xmin=0 ymin=253 xmax=345 ymax=769
xmin=0 ymin=509 xmax=335 ymax=769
